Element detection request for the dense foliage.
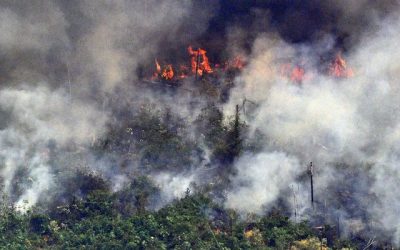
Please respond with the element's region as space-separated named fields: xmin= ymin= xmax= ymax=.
xmin=2 ymin=188 xmax=348 ymax=249
xmin=0 ymin=86 xmax=383 ymax=249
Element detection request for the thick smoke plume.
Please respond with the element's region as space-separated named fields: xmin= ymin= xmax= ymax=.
xmin=0 ymin=0 xmax=216 ymax=209
xmin=225 ymin=152 xmax=301 ymax=214
xmin=224 ymin=11 xmax=400 ymax=245
xmin=0 ymin=85 xmax=107 ymax=210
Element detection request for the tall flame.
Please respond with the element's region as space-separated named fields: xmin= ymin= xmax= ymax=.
xmin=155 ymin=58 xmax=161 ymax=73
xmin=152 ymin=59 xmax=174 ymax=81
xmin=188 ymin=46 xmax=213 ymax=76
xmin=329 ymin=53 xmax=354 ymax=78
xmin=149 ymin=46 xmax=246 ymax=81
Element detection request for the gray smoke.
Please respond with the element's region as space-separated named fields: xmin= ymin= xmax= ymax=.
xmin=225 ymin=152 xmax=301 ymax=214
xmin=0 ymin=85 xmax=108 ymax=211
xmin=0 ymin=0 xmax=216 ymax=211
xmin=1 ymin=0 xmax=400 ymax=246
xmin=224 ymin=12 xmax=400 ymax=245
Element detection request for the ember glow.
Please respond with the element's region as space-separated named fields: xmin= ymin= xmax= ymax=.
xmin=278 ymin=53 xmax=353 ymax=83
xmin=150 ymin=47 xmax=353 ymax=84
xmin=161 ymin=64 xmax=174 ymax=80
xmin=221 ymin=56 xmax=246 ymax=71
xmin=230 ymin=56 xmax=245 ymax=70
xmin=280 ymin=64 xmax=307 ymax=83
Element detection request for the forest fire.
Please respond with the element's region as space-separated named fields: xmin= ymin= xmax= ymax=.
xmin=279 ymin=53 xmax=353 ymax=83
xmin=151 ymin=59 xmax=175 ymax=81
xmin=150 ymin=46 xmax=246 ymax=82
xmin=161 ymin=64 xmax=174 ymax=80
xmin=150 ymin=46 xmax=353 ymax=84
xmin=3 ymin=1 xmax=400 ymax=248
xmin=150 ymin=46 xmax=215 ymax=81
xmin=188 ymin=46 xmax=213 ymax=76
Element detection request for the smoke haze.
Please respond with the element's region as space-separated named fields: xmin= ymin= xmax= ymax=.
xmin=224 ymin=11 xmax=400 ymax=245
xmin=0 ymin=0 xmax=400 ymax=246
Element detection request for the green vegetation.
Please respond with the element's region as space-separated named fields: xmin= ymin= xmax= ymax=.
xmin=1 ymin=189 xmax=329 ymax=249
xmin=0 ymin=98 xmax=370 ymax=249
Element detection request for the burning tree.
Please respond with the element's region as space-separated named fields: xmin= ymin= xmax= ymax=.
xmin=328 ymin=53 xmax=354 ymax=78
xmin=187 ymin=46 xmax=213 ymax=77
xmin=149 ymin=46 xmax=246 ymax=83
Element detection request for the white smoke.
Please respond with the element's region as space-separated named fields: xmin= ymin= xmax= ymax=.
xmin=226 ymin=152 xmax=301 ymax=214
xmin=0 ymin=85 xmax=107 ymax=211
xmin=1 ymin=0 xmax=399 ymax=245
xmin=0 ymin=0 xmax=216 ymax=210
xmin=153 ymin=172 xmax=194 ymax=207
xmin=73 ymin=0 xmax=215 ymax=93
xmin=224 ymin=12 xmax=400 ymax=245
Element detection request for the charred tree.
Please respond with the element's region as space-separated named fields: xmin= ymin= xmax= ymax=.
xmin=309 ymin=162 xmax=314 ymax=208
xmin=195 ymin=48 xmax=201 ymax=80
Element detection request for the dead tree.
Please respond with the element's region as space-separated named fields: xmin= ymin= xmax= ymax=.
xmin=309 ymin=162 xmax=314 ymax=208
xmin=241 ymin=98 xmax=256 ymax=116
xmin=291 ymin=185 xmax=298 ymax=222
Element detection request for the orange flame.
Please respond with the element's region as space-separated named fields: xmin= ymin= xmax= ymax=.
xmin=161 ymin=64 xmax=174 ymax=80
xmin=155 ymin=58 xmax=161 ymax=73
xmin=329 ymin=53 xmax=353 ymax=78
xmin=188 ymin=46 xmax=213 ymax=76
xmin=150 ymin=46 xmax=246 ymax=81
xmin=151 ymin=59 xmax=174 ymax=81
